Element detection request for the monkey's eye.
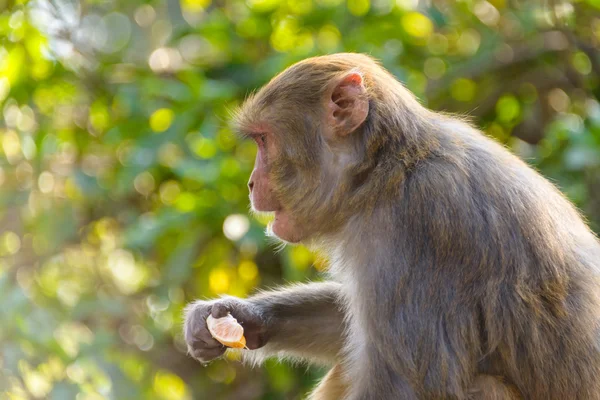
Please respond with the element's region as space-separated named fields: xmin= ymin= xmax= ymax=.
xmin=252 ymin=133 xmax=267 ymax=148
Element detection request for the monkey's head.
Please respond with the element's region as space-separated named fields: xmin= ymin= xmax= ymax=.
xmin=234 ymin=53 xmax=422 ymax=243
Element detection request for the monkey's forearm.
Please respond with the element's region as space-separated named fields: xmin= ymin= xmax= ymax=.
xmin=247 ymin=281 xmax=345 ymax=364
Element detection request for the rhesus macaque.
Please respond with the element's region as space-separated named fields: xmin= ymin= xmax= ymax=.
xmin=184 ymin=53 xmax=600 ymax=399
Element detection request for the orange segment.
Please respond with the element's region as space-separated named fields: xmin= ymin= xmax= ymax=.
xmin=206 ymin=314 xmax=247 ymax=349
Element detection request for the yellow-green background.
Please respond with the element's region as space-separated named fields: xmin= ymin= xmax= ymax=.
xmin=0 ymin=0 xmax=599 ymax=399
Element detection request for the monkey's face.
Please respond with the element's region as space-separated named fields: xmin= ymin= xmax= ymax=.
xmin=238 ymin=60 xmax=370 ymax=244
xmin=246 ymin=131 xmax=302 ymax=243
xmin=247 ymin=133 xmax=279 ymax=212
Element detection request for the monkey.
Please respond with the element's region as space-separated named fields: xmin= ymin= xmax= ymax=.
xmin=183 ymin=53 xmax=600 ymax=399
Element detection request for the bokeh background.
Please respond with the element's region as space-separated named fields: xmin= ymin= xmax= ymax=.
xmin=0 ymin=0 xmax=598 ymax=399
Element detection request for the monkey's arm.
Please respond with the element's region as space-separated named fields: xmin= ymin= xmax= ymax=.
xmin=245 ymin=281 xmax=345 ymax=365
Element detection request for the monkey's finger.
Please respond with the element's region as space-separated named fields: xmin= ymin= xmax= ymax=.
xmin=184 ymin=305 xmax=211 ymax=331
xmin=190 ymin=329 xmax=221 ymax=348
xmin=245 ymin=333 xmax=266 ymax=350
xmin=243 ymin=323 xmax=268 ymax=350
xmin=190 ymin=337 xmax=221 ymax=351
xmin=211 ymin=302 xmax=232 ymax=318
xmin=190 ymin=346 xmax=226 ymax=362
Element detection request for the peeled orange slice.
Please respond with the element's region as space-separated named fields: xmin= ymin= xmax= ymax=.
xmin=206 ymin=314 xmax=247 ymax=349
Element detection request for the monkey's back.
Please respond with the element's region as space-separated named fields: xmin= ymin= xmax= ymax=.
xmin=411 ymin=120 xmax=600 ymax=398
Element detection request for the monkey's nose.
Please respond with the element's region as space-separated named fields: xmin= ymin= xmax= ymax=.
xmin=248 ymin=180 xmax=254 ymax=191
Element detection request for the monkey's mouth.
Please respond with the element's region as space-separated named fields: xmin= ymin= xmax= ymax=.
xmin=249 ymin=194 xmax=281 ymax=213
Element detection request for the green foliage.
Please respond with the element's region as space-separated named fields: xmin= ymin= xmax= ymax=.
xmin=0 ymin=0 xmax=598 ymax=398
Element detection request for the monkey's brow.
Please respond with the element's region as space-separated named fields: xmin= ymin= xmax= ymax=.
xmin=233 ymin=129 xmax=254 ymax=140
xmin=236 ymin=125 xmax=269 ymax=138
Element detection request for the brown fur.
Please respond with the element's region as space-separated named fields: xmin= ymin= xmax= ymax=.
xmin=309 ymin=367 xmax=522 ymax=400
xmin=185 ymin=53 xmax=600 ymax=399
xmin=467 ymin=375 xmax=522 ymax=400
xmin=308 ymin=364 xmax=349 ymax=400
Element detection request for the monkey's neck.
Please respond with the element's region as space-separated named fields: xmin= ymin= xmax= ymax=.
xmin=342 ymin=108 xmax=444 ymax=220
xmin=317 ymin=109 xmax=449 ymax=257
xmin=325 ymin=205 xmax=400 ymax=277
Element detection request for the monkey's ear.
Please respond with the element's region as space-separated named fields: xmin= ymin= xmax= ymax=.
xmin=327 ymin=71 xmax=369 ymax=137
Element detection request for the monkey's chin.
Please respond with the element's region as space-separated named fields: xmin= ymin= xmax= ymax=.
xmin=268 ymin=211 xmax=305 ymax=243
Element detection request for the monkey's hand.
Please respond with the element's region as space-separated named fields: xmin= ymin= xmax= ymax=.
xmin=184 ymin=297 xmax=269 ymax=363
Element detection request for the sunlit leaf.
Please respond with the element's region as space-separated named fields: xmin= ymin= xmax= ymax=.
xmin=496 ymin=95 xmax=521 ymax=123
xmin=401 ymin=12 xmax=433 ymax=39
xmin=150 ymin=108 xmax=175 ymax=133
